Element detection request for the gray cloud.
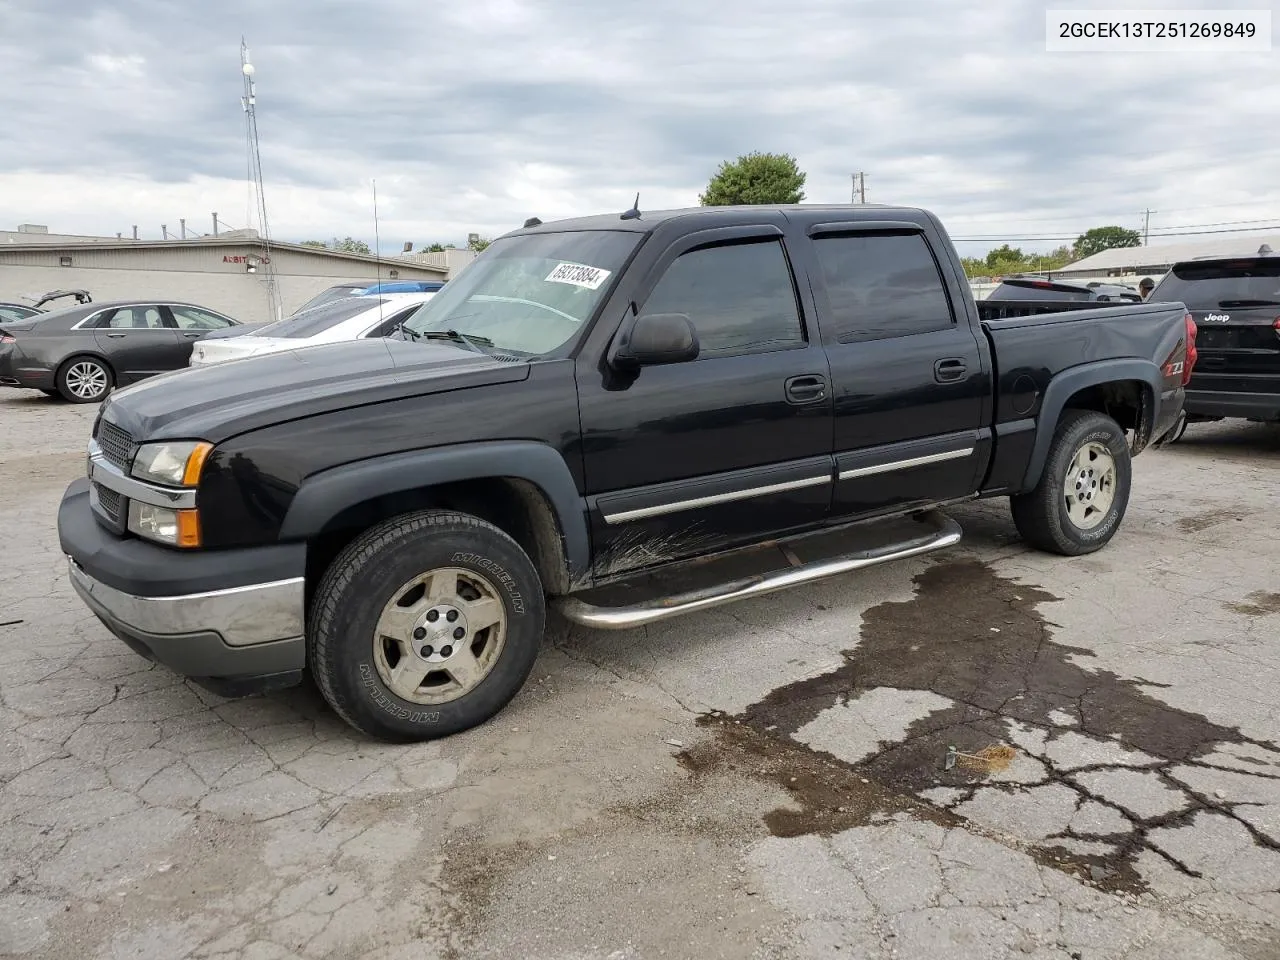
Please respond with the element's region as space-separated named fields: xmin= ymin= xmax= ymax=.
xmin=2 ymin=0 xmax=1277 ymax=254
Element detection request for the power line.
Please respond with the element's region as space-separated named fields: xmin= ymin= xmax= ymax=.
xmin=952 ymin=223 xmax=1280 ymax=243
xmin=942 ymin=200 xmax=1280 ymax=225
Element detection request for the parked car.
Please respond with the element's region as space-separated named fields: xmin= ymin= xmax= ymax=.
xmin=985 ymin=276 xmax=1143 ymax=308
xmin=0 ymin=302 xmax=41 ymax=324
xmin=189 ymin=293 xmax=436 ymax=367
xmin=0 ymin=300 xmax=244 ymax=402
xmin=1149 ymin=247 xmax=1280 ymax=440
xmin=57 ymin=203 xmax=1193 ymax=741
xmin=291 ymin=280 xmax=445 ymax=316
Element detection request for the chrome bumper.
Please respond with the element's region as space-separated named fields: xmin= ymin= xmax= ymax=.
xmin=68 ymin=558 xmax=304 ymax=648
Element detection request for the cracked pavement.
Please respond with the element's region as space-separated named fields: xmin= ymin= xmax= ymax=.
xmin=2 ymin=391 xmax=1278 ymax=959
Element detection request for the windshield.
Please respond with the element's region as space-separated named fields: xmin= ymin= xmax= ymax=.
xmin=1153 ymin=259 xmax=1280 ymax=310
xmin=399 ymin=230 xmax=641 ymax=355
xmin=292 ymin=285 xmax=368 ymax=315
xmin=252 ymin=298 xmax=385 ymax=339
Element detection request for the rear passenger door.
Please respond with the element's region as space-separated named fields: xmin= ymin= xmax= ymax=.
xmin=577 ymin=226 xmax=834 ymax=577
xmin=90 ymin=305 xmax=186 ymax=381
xmin=806 ymin=225 xmax=989 ymax=519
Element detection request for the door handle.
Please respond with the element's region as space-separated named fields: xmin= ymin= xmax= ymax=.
xmin=934 ymin=358 xmax=967 ymax=383
xmin=182 ymin=332 xmax=202 ymax=339
xmin=105 ymin=333 xmax=127 ymax=338
xmin=785 ymin=375 xmax=828 ymax=404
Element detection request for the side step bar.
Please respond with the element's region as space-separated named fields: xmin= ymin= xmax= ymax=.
xmin=555 ymin=510 xmax=962 ymax=630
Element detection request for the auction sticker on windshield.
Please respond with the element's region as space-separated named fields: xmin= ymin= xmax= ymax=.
xmin=545 ymin=262 xmax=612 ymax=290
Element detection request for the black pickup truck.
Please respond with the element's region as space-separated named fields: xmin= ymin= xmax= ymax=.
xmin=57 ymin=204 xmax=1195 ymax=741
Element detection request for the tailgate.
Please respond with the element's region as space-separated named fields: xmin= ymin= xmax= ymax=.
xmin=1190 ymin=307 xmax=1280 ymax=378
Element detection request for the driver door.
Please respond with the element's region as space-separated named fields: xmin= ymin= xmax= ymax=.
xmin=576 ymin=225 xmax=834 ymax=578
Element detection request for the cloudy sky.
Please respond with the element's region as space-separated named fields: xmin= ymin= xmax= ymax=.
xmin=2 ymin=0 xmax=1277 ymax=257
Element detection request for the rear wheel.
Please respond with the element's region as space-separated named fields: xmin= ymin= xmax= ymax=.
xmin=56 ymin=356 xmax=112 ymax=403
xmin=1010 ymin=410 xmax=1132 ymax=556
xmin=309 ymin=510 xmax=545 ymax=741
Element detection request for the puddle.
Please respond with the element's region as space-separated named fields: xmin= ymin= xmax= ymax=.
xmin=686 ymin=558 xmax=1280 ymax=893
xmin=1226 ymin=591 xmax=1280 ymax=617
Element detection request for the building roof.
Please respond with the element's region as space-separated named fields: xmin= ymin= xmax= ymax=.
xmin=1057 ymin=234 xmax=1280 ymax=276
xmin=0 ymin=234 xmax=449 ymax=276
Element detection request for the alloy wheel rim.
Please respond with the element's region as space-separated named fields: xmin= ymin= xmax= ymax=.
xmin=66 ymin=362 xmax=107 ymax=399
xmin=1063 ymin=441 xmax=1117 ymax=530
xmin=372 ymin=566 xmax=507 ymax=704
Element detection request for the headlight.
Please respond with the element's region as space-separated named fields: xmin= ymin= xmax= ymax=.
xmin=131 ymin=440 xmax=213 ymax=487
xmin=128 ymin=502 xmax=201 ymax=548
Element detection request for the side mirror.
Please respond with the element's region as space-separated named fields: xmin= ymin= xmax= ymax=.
xmin=608 ymin=312 xmax=699 ymax=370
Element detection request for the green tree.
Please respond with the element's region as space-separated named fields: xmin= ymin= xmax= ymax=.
xmin=331 ymin=236 xmax=372 ymax=255
xmin=423 ymin=243 xmax=447 ymax=253
xmin=1074 ymin=226 xmax=1141 ymax=259
xmin=468 ymin=236 xmax=491 ymax=253
xmin=300 ymin=240 xmax=327 ymax=248
xmin=984 ymin=244 xmax=1025 ymax=270
xmin=699 ymin=151 xmax=807 ymax=206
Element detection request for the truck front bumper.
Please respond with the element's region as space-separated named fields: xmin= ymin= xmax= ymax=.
xmin=58 ymin=477 xmax=307 ymax=697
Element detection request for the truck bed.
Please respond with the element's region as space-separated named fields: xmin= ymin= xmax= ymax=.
xmin=976 ymin=299 xmax=1138 ymax=321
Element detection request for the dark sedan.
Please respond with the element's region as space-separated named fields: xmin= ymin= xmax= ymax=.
xmin=0 ymin=302 xmax=41 ymax=324
xmin=0 ymin=300 xmax=245 ymax=403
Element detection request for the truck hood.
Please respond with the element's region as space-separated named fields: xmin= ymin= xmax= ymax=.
xmin=99 ymin=337 xmax=530 ymax=443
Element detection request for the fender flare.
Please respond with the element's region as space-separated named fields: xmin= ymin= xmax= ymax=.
xmin=1022 ymin=358 xmax=1163 ymax=490
xmin=279 ymin=441 xmax=591 ymax=580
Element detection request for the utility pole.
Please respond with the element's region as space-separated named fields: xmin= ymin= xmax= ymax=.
xmin=851 ymin=172 xmax=867 ymax=203
xmin=1142 ymin=208 xmax=1152 ymax=246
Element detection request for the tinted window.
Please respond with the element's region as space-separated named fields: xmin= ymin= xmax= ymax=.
xmin=1153 ymin=259 xmax=1280 ymax=310
xmin=642 ymin=239 xmax=803 ymax=358
xmin=98 ymin=306 xmax=167 ymax=329
xmin=813 ymin=233 xmax=953 ymax=341
xmin=171 ymin=306 xmax=234 ymax=330
xmin=254 ymin=298 xmax=385 ymax=339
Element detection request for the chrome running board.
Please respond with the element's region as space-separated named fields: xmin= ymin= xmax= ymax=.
xmin=556 ymin=510 xmax=962 ymax=630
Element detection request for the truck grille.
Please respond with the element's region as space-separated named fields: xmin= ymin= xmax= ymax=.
xmin=94 ymin=483 xmax=125 ymax=524
xmin=96 ymin=420 xmax=137 ymax=471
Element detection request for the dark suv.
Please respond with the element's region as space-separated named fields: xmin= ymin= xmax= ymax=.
xmin=1150 ymin=250 xmax=1280 ymax=436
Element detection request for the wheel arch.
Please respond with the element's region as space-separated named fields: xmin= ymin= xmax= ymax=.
xmin=57 ymin=351 xmax=116 ymax=379
xmin=1023 ymin=360 xmax=1161 ymax=490
xmin=280 ymin=442 xmax=591 ymax=602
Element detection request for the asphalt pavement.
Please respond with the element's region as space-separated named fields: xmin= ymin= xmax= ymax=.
xmin=1 ymin=390 xmax=1278 ymax=960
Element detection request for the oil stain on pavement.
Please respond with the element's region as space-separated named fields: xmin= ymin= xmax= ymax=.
xmin=683 ymin=559 xmax=1280 ymax=893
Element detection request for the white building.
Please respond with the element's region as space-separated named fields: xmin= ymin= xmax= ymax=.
xmin=1052 ymin=233 xmax=1280 ymax=283
xmin=0 ymin=227 xmax=449 ymax=323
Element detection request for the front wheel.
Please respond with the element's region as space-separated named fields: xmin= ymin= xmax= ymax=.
xmin=1010 ymin=410 xmax=1132 ymax=556
xmin=308 ymin=510 xmax=545 ymax=742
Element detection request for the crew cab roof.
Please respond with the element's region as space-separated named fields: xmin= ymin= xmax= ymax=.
xmin=504 ymin=203 xmax=935 ymax=238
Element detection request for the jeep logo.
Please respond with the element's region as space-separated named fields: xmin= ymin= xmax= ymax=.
xmin=1204 ymin=313 xmax=1231 ymax=323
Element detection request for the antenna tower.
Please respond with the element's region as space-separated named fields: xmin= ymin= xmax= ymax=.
xmin=241 ymin=40 xmax=282 ymax=321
